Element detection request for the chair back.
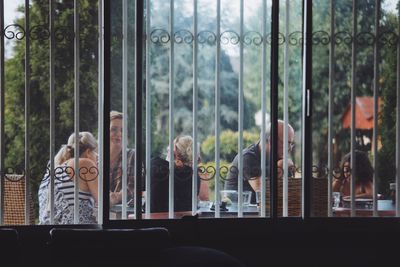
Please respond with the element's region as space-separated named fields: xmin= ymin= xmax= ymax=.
xmin=265 ymin=177 xmax=328 ymax=217
xmin=4 ymin=174 xmax=35 ymax=225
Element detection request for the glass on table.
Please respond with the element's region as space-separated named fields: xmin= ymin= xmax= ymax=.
xmin=332 ymin=192 xmax=341 ymax=208
xmin=255 ymin=190 xmax=261 ymax=209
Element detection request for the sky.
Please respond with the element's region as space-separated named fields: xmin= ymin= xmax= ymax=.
xmin=4 ymin=0 xmax=23 ymax=25
xmin=4 ymin=0 xmax=23 ymax=59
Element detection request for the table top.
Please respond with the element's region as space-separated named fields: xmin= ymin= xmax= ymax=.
xmin=111 ymin=203 xmax=260 ymax=219
xmin=333 ymin=200 xmax=396 ymax=217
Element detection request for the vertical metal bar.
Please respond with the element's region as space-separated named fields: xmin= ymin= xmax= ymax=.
xmin=350 ymin=0 xmax=357 ymax=217
xmin=396 ymin=1 xmax=400 ymax=218
xmin=214 ymin=0 xmax=221 ymax=218
xmin=49 ymin=0 xmax=55 ymax=225
xmin=260 ymin=0 xmax=267 ymax=218
xmin=103 ymin=0 xmax=111 ymax=225
xmin=0 ymin=0 xmax=5 ymax=225
xmin=168 ymin=0 xmax=175 ymax=219
xmin=24 ymin=0 xmax=31 ymax=225
xmin=74 ymin=0 xmax=80 ymax=224
xmin=372 ymin=0 xmax=380 ymax=217
xmin=328 ymin=0 xmax=335 ymax=217
xmin=192 ymin=0 xmax=198 ymax=215
xmin=270 ymin=0 xmax=279 ymax=219
xmin=283 ymin=0 xmax=290 ymax=217
xmin=122 ymin=0 xmax=128 ymax=220
xmin=301 ymin=0 xmax=312 ymax=219
xmin=237 ymin=0 xmax=244 ymax=218
xmin=145 ymin=0 xmax=151 ymax=215
xmin=97 ymin=0 xmax=104 ymax=225
xmin=135 ymin=0 xmax=144 ymax=220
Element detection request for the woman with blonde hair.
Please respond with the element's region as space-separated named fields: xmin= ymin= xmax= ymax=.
xmin=38 ymin=131 xmax=99 ymax=224
xmin=109 ymin=110 xmax=136 ymax=206
xmin=173 ymin=135 xmax=209 ymax=201
xmin=151 ymin=135 xmax=209 ymax=212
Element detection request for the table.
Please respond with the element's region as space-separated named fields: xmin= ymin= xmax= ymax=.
xmin=333 ymin=200 xmax=396 ymax=217
xmin=110 ymin=204 xmax=260 ymax=220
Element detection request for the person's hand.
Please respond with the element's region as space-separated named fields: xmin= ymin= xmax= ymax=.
xmin=277 ymin=158 xmax=294 ymax=178
xmin=110 ymin=191 xmax=122 ymax=206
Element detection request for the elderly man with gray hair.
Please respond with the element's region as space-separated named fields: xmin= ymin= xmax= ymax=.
xmin=224 ymin=120 xmax=295 ymax=204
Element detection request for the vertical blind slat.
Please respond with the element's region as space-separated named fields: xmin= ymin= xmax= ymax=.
xmin=328 ymin=0 xmax=335 ymax=217
xmin=372 ymin=0 xmax=380 ymax=217
xmin=24 ymin=0 xmax=31 ymax=225
xmin=145 ymin=0 xmax=152 ymax=215
xmin=97 ymin=0 xmax=104 ymax=225
xmin=350 ymin=0 xmax=357 ymax=217
xmin=260 ymin=0 xmax=267 ymax=218
xmin=237 ymin=0 xmax=244 ymax=218
xmin=214 ymin=0 xmax=221 ymax=218
xmin=122 ymin=0 xmax=128 ymax=219
xmin=192 ymin=0 xmax=199 ymax=215
xmin=49 ymin=0 xmax=56 ymax=225
xmin=168 ymin=0 xmax=175 ymax=218
xmin=283 ymin=0 xmax=290 ymax=217
xmin=74 ymin=0 xmax=80 ymax=224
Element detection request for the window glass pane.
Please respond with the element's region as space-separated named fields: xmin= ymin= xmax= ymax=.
xmin=3 ymin=0 xmax=100 ymax=225
xmin=312 ymin=0 xmax=398 ymax=217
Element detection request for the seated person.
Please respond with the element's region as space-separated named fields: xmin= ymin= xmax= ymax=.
xmin=332 ymin=150 xmax=373 ymax=199
xmin=109 ymin=110 xmax=135 ymax=206
xmin=150 ymin=135 xmax=209 ymax=212
xmin=38 ymin=132 xmax=99 ymax=224
xmin=224 ymin=120 xmax=295 ymax=203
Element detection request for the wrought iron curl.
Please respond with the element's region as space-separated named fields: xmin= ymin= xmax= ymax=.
xmin=242 ymin=31 xmax=263 ymax=46
xmin=333 ymin=31 xmax=353 ymax=45
xmin=288 ymin=31 xmax=303 ymax=46
xmin=197 ymin=30 xmax=217 ymax=45
xmin=30 ymin=24 xmax=50 ymax=40
xmin=379 ymin=31 xmax=398 ymax=46
xmin=355 ymin=31 xmax=375 ymax=46
xmin=312 ymin=30 xmax=330 ymax=45
xmin=79 ymin=166 xmax=99 ymax=182
xmin=150 ymin=28 xmax=170 ymax=45
xmin=174 ymin=29 xmax=194 ymax=44
xmin=205 ymin=165 xmax=216 ymax=180
xmin=219 ymin=165 xmax=229 ymax=181
xmin=220 ymin=30 xmax=240 ymax=45
xmin=63 ymin=166 xmax=75 ymax=181
xmin=54 ymin=26 xmax=75 ymax=42
xmin=265 ymin=32 xmax=285 ymax=45
xmin=198 ymin=165 xmax=213 ymax=181
xmin=3 ymin=24 xmax=26 ymax=40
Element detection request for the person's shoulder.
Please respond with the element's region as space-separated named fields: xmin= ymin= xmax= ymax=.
xmin=78 ymin=157 xmax=97 ymax=167
xmin=151 ymin=156 xmax=168 ymax=166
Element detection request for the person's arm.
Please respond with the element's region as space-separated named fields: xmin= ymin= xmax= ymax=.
xmin=332 ymin=178 xmax=342 ymax=192
xmin=198 ymin=172 xmax=210 ymax=201
xmin=355 ymin=181 xmax=373 ymax=199
xmin=248 ymin=177 xmax=261 ymax=192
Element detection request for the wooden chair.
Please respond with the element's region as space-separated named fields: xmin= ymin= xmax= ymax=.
xmin=4 ymin=174 xmax=35 ymax=225
xmin=265 ymin=177 xmax=328 ymax=217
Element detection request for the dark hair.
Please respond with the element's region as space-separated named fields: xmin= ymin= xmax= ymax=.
xmin=340 ymin=150 xmax=373 ymax=184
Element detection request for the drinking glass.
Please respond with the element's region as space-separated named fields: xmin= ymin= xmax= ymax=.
xmin=332 ymin=192 xmax=341 ymax=208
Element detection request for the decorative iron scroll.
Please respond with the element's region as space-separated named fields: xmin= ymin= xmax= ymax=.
xmin=3 ymin=24 xmax=399 ymax=46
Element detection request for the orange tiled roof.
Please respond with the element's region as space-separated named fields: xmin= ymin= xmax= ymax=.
xmin=342 ymin=96 xmax=382 ymax=129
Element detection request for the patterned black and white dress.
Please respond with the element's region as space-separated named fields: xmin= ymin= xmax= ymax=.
xmin=38 ymin=164 xmax=97 ymax=224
